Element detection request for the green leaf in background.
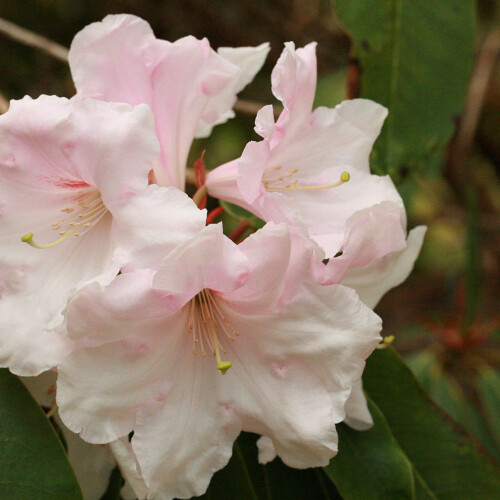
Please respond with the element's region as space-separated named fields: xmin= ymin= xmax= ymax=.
xmin=325 ymin=397 xmax=415 ymax=500
xmin=0 ymin=368 xmax=83 ymax=500
xmin=333 ymin=0 xmax=475 ymax=181
xmin=198 ymin=432 xmax=341 ymax=500
xmin=476 ymin=366 xmax=500 ymax=453
xmin=219 ymin=200 xmax=266 ymax=229
xmin=407 ymin=350 xmax=500 ymax=463
xmin=363 ymin=348 xmax=500 ymax=499
xmin=314 ymin=68 xmax=348 ymax=109
xmin=99 ymin=466 xmax=124 ymax=500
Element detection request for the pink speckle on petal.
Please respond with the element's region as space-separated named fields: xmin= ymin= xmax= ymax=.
xmin=271 ymin=361 xmax=288 ymax=378
xmin=61 ymin=142 xmax=74 ymax=153
xmin=118 ymin=190 xmax=135 ymax=201
xmin=1 ymin=154 xmax=16 ymax=168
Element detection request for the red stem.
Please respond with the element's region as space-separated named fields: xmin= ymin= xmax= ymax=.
xmin=206 ymin=206 xmax=225 ymax=225
xmin=229 ymin=219 xmax=251 ymax=242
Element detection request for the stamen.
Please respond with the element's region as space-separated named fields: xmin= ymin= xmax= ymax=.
xmin=208 ymin=320 xmax=232 ymax=374
xmin=188 ymin=289 xmax=235 ymax=373
xmin=22 ymin=225 xmax=84 ymax=249
xmin=21 ymin=188 xmax=107 ymax=250
xmin=266 ymin=171 xmax=350 ymax=191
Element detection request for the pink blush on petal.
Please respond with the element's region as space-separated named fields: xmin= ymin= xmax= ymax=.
xmin=54 ymin=179 xmax=91 ymax=189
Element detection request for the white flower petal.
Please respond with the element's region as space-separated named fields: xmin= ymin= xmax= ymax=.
xmin=342 ymin=226 xmax=427 ymax=308
xmin=343 ymin=380 xmax=373 ymax=431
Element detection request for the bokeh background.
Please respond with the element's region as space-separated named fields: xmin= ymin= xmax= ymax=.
xmin=1 ymin=0 xmax=499 ymax=464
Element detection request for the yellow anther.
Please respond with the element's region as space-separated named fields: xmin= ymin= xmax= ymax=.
xmin=384 ymin=335 xmax=395 ymax=345
xmin=377 ymin=335 xmax=395 ymax=349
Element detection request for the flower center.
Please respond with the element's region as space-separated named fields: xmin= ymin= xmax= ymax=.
xmin=21 ymin=187 xmax=108 ymax=249
xmin=263 ymin=166 xmax=350 ymax=191
xmin=187 ymin=289 xmax=237 ymax=374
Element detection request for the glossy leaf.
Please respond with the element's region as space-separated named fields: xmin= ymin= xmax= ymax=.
xmin=325 ymin=397 xmax=415 ymax=500
xmin=408 ymin=350 xmax=500 ymax=462
xmin=198 ymin=432 xmax=341 ymax=499
xmin=333 ymin=0 xmax=475 ymax=181
xmin=0 ymin=368 xmax=83 ymax=500
xmin=363 ymin=348 xmax=500 ymax=499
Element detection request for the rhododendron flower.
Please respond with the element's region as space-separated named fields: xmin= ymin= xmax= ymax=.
xmin=0 ymin=95 xmax=206 ymax=376
xmin=206 ymin=42 xmax=403 ymax=258
xmin=56 ymin=223 xmax=382 ymax=499
xmin=69 ymin=14 xmax=269 ymax=190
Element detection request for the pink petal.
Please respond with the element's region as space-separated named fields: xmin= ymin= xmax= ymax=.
xmin=152 ymin=224 xmax=250 ymax=302
xmin=131 ymin=377 xmax=240 ymax=499
xmin=70 ymin=15 xmax=267 ymax=191
xmin=272 ymin=42 xmax=317 ymax=140
xmin=196 ymin=43 xmax=270 ymax=138
xmin=229 ymin=223 xmax=291 ymax=312
xmin=343 ymin=380 xmax=373 ymax=431
xmin=69 ymin=14 xmax=156 ymax=107
xmin=322 ymin=201 xmax=408 ymax=284
xmin=341 ymin=226 xmax=427 ymax=308
xmin=221 ymin=284 xmax=382 ymax=467
xmin=112 ymin=185 xmax=206 ymax=270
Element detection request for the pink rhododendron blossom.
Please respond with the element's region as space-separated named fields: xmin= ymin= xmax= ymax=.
xmin=205 ymin=42 xmax=404 ymax=258
xmin=69 ymin=14 xmax=269 ymax=190
xmin=56 ymin=223 xmax=382 ymax=499
xmin=0 ymin=95 xmax=206 ymax=376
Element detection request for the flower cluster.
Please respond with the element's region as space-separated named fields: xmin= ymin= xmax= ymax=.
xmin=0 ymin=14 xmax=425 ymax=500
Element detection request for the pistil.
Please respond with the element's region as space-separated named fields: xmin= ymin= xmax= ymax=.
xmin=263 ymin=169 xmax=350 ymax=191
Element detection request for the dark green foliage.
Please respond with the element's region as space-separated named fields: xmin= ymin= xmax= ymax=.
xmin=0 ymin=369 xmax=83 ymax=500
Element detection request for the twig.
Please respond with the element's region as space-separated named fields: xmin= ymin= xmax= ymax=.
xmin=186 ymin=167 xmax=196 ymax=186
xmin=0 ymin=90 xmax=9 ymax=114
xmin=234 ymin=98 xmax=281 ymax=118
xmin=449 ymin=27 xmax=500 ymax=187
xmin=45 ymin=403 xmax=58 ymax=419
xmin=0 ymin=16 xmax=68 ymax=62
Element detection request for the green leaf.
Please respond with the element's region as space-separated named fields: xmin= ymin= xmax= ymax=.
xmin=99 ymin=467 xmax=124 ymax=500
xmin=219 ymin=200 xmax=265 ymax=229
xmin=198 ymin=432 xmax=342 ymax=499
xmin=476 ymin=366 xmax=500 ymax=452
xmin=363 ymin=348 xmax=500 ymax=499
xmin=314 ymin=69 xmax=348 ymax=108
xmin=408 ymin=351 xmax=500 ymax=462
xmin=333 ymin=0 xmax=475 ymax=181
xmin=325 ymin=397 xmax=415 ymax=500
xmin=0 ymin=368 xmax=83 ymax=500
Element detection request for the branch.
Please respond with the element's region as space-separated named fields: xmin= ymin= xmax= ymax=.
xmin=0 ymin=16 xmax=68 ymax=62
xmin=449 ymin=27 xmax=500 ymax=187
xmin=233 ymin=98 xmax=281 ymax=118
xmin=0 ymin=90 xmax=9 ymax=114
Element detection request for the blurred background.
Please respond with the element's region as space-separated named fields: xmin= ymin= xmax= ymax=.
xmin=1 ymin=0 xmax=499 ymax=463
